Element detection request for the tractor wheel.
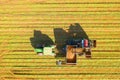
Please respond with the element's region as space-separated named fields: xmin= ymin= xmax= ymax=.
xmin=38 ymin=52 xmax=43 ymax=56
xmin=78 ymin=52 xmax=85 ymax=56
xmin=56 ymin=60 xmax=62 ymax=66
xmin=85 ymin=49 xmax=91 ymax=58
xmin=85 ymin=48 xmax=91 ymax=52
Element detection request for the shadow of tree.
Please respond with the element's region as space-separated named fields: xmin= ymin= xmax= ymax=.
xmin=54 ymin=23 xmax=90 ymax=58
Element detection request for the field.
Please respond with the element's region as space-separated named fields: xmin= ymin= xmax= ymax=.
xmin=0 ymin=0 xmax=120 ymax=80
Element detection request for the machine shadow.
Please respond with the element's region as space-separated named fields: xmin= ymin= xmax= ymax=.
xmin=30 ymin=30 xmax=54 ymax=49
xmin=54 ymin=28 xmax=68 ymax=57
xmin=54 ymin=23 xmax=90 ymax=58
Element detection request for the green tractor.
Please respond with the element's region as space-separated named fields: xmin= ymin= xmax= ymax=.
xmin=30 ymin=30 xmax=56 ymax=56
xmin=34 ymin=44 xmax=56 ymax=56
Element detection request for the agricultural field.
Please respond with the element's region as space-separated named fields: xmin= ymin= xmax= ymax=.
xmin=0 ymin=0 xmax=120 ymax=80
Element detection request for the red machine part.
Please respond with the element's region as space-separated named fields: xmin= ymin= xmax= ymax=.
xmin=84 ymin=39 xmax=88 ymax=47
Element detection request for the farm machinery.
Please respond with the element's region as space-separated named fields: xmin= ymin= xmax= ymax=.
xmin=31 ymin=30 xmax=56 ymax=56
xmin=56 ymin=34 xmax=96 ymax=65
xmin=32 ymin=24 xmax=96 ymax=65
xmin=34 ymin=44 xmax=56 ymax=56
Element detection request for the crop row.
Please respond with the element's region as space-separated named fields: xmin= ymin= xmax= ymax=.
xmin=0 ymin=34 xmax=119 ymax=39
xmin=0 ymin=25 xmax=120 ymax=32
xmin=1 ymin=33 xmax=120 ymax=36
xmin=0 ymin=39 xmax=119 ymax=42
xmin=2 ymin=53 xmax=120 ymax=58
xmin=1 ymin=48 xmax=120 ymax=51
xmin=1 ymin=74 xmax=120 ymax=80
xmin=1 ymin=16 xmax=119 ymax=20
xmin=2 ymin=52 xmax=120 ymax=58
xmin=2 ymin=68 xmax=120 ymax=74
xmin=1 ymin=11 xmax=120 ymax=17
xmin=1 ymin=36 xmax=119 ymax=40
xmin=0 ymin=8 xmax=120 ymax=13
xmin=0 ymin=32 xmax=119 ymax=35
xmin=1 ymin=20 xmax=120 ymax=24
xmin=1 ymin=61 xmax=120 ymax=68
xmin=1 ymin=18 xmax=120 ymax=21
xmin=2 ymin=57 xmax=120 ymax=62
xmin=4 ymin=51 xmax=120 ymax=54
xmin=0 ymin=26 xmax=119 ymax=29
xmin=1 ymin=1 xmax=120 ymax=5
xmin=0 ymin=23 xmax=119 ymax=27
xmin=4 ymin=42 xmax=120 ymax=46
xmin=0 ymin=43 xmax=119 ymax=48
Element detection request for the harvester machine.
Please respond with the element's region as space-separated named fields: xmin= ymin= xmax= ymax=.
xmin=57 ymin=35 xmax=96 ymax=65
